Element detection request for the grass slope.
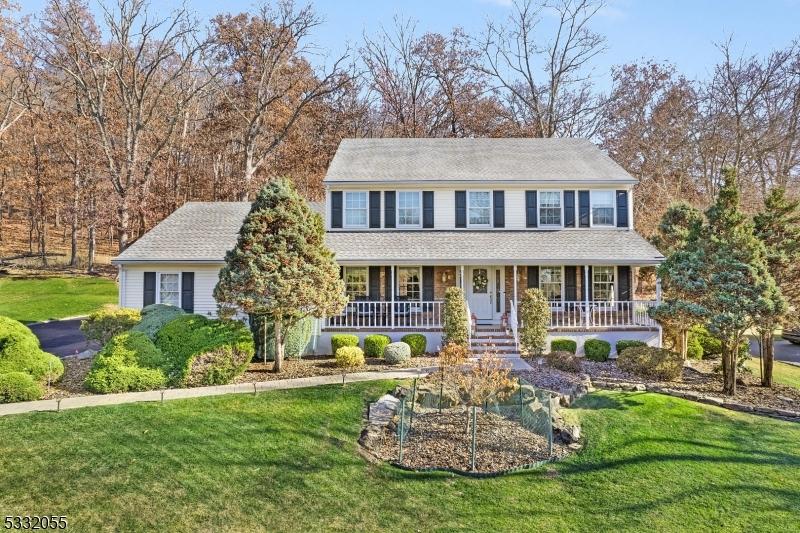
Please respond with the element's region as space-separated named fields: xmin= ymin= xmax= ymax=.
xmin=745 ymin=357 xmax=800 ymax=389
xmin=0 ymin=276 xmax=117 ymax=323
xmin=1 ymin=383 xmax=798 ymax=532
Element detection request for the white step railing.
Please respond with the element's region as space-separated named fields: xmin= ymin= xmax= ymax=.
xmin=549 ymin=300 xmax=658 ymax=329
xmin=508 ymin=300 xmax=519 ymax=349
xmin=326 ymin=300 xmax=444 ymax=329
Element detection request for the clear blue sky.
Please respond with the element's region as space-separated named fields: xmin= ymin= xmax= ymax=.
xmin=20 ymin=0 xmax=800 ymax=90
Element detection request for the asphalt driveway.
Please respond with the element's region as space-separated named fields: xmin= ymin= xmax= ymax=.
xmin=29 ymin=318 xmax=93 ymax=357
xmin=749 ymin=336 xmax=800 ymax=364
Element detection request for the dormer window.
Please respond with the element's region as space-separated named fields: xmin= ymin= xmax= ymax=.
xmin=344 ymin=191 xmax=368 ymax=227
xmin=468 ymin=191 xmax=491 ymax=227
xmin=539 ymin=191 xmax=562 ymax=226
xmin=591 ymin=190 xmax=615 ymax=226
xmin=397 ymin=191 xmax=421 ymax=227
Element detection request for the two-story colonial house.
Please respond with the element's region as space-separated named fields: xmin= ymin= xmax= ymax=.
xmin=112 ymin=138 xmax=665 ymax=356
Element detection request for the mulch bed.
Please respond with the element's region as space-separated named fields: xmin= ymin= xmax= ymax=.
xmin=521 ymin=356 xmax=800 ymax=413
xmin=234 ymin=354 xmax=439 ymax=383
xmin=368 ymin=408 xmax=569 ymax=473
xmin=42 ymin=357 xmax=93 ymax=399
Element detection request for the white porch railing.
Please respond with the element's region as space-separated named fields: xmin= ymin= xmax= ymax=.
xmin=549 ymin=300 xmax=658 ymax=329
xmin=326 ymin=300 xmax=444 ymax=329
xmin=508 ymin=300 xmax=519 ymax=348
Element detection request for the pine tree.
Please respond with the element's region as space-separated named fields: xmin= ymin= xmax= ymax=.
xmin=753 ymin=188 xmax=800 ymax=386
xmin=214 ymin=179 xmax=347 ymax=372
xmin=651 ymin=202 xmax=704 ymax=256
xmin=700 ymin=168 xmax=784 ymax=395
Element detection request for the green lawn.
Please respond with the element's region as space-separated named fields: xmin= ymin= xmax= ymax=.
xmin=745 ymin=357 xmax=800 ymax=389
xmin=0 ymin=276 xmax=117 ymax=323
xmin=2 ymin=384 xmax=799 ymax=531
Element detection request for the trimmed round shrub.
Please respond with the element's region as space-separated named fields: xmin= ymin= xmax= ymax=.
xmin=384 ymin=342 xmax=411 ymax=365
xmin=689 ymin=325 xmax=748 ymax=360
xmin=0 ymin=372 xmax=43 ymax=403
xmin=155 ymin=314 xmax=254 ymax=386
xmin=616 ymin=340 xmax=647 ymax=355
xmin=84 ymin=331 xmax=168 ymax=393
xmin=250 ymin=315 xmax=314 ymax=361
xmin=330 ymin=334 xmax=359 ymax=355
xmin=686 ymin=334 xmax=703 ymax=359
xmin=584 ymin=339 xmax=611 ymax=362
xmin=617 ymin=346 xmax=683 ymax=381
xmin=335 ymin=346 xmax=365 ymax=368
xmin=0 ymin=316 xmax=64 ymax=384
xmin=132 ymin=304 xmax=186 ymax=340
xmin=364 ymin=334 xmax=391 ymax=358
xmin=401 ymin=333 xmax=427 ymax=357
xmin=545 ymin=351 xmax=581 ymax=373
xmin=550 ymin=338 xmax=577 ymax=354
xmin=80 ymin=305 xmax=142 ymax=344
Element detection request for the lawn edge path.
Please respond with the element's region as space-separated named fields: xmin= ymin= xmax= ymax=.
xmin=0 ymin=367 xmax=434 ymax=417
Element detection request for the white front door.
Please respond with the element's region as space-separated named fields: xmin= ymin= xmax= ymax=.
xmin=467 ymin=266 xmax=501 ymax=322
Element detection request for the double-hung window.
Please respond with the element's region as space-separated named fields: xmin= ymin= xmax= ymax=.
xmin=344 ymin=267 xmax=368 ymax=299
xmin=344 ymin=191 xmax=368 ymax=227
xmin=593 ymin=266 xmax=615 ymax=301
xmin=539 ymin=191 xmax=562 ymax=226
xmin=591 ymin=191 xmax=615 ymax=226
xmin=397 ymin=191 xmax=421 ymax=227
xmin=397 ymin=266 xmax=421 ymax=301
xmin=158 ymin=273 xmax=180 ymax=307
xmin=468 ymin=191 xmax=491 ymax=226
xmin=539 ymin=267 xmax=563 ymax=302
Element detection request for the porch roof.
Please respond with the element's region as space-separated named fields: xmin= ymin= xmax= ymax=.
xmin=326 ymin=230 xmax=664 ymax=266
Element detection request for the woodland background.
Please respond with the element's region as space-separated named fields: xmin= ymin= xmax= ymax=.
xmin=0 ymin=0 xmax=797 ymax=271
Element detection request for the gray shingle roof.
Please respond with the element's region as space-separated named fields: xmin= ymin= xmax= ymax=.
xmin=325 ymin=230 xmax=664 ymax=265
xmin=324 ymin=138 xmax=636 ymax=184
xmin=112 ymin=201 xmax=325 ymax=264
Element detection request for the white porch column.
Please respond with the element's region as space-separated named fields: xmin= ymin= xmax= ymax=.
xmin=512 ymin=265 xmax=518 ymax=311
xmin=656 ymin=274 xmax=662 ymax=304
xmin=460 ymin=265 xmax=465 ymax=290
xmin=390 ymin=265 xmax=395 ymax=329
xmin=584 ymin=265 xmax=590 ymax=328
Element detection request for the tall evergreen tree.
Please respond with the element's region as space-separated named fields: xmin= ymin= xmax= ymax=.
xmin=753 ymin=188 xmax=800 ymax=386
xmin=700 ymin=168 xmax=784 ymax=395
xmin=214 ymin=179 xmax=346 ymax=372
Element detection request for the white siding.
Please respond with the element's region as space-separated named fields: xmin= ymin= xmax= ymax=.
xmin=119 ymin=263 xmax=223 ymax=317
xmin=505 ymin=189 xmax=526 ymax=229
xmin=434 ymin=189 xmax=455 ymax=229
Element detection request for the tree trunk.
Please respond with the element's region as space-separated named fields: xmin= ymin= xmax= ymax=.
xmin=273 ymin=319 xmax=284 ymax=373
xmin=117 ymin=197 xmax=130 ymax=253
xmin=680 ymin=328 xmax=688 ymax=360
xmin=87 ymin=193 xmax=96 ymax=273
xmin=761 ymin=331 xmax=774 ymax=388
xmin=721 ymin=343 xmax=737 ymax=396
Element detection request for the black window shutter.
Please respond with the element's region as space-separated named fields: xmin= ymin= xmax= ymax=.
xmin=492 ymin=191 xmax=505 ymax=228
xmin=578 ymin=191 xmax=590 ymax=228
xmin=587 ymin=266 xmax=593 ymax=300
xmin=181 ymin=272 xmax=194 ymax=312
xmin=369 ymin=191 xmax=381 ymax=228
xmin=526 ymin=266 xmax=539 ymax=289
xmin=564 ymin=266 xmax=577 ymax=300
xmin=455 ymin=191 xmax=467 ymax=228
xmin=564 ymin=191 xmax=576 ymax=228
xmin=384 ymin=266 xmax=392 ymax=299
xmin=143 ymin=272 xmax=156 ymax=306
xmin=616 ymin=190 xmax=629 ymax=228
xmin=368 ymin=266 xmax=380 ymax=300
xmin=617 ymin=266 xmax=631 ymax=300
xmin=525 ymin=191 xmax=538 ymax=228
xmin=422 ymin=266 xmax=434 ymax=301
xmin=384 ymin=191 xmax=396 ymax=228
xmin=331 ymin=191 xmax=343 ymax=228
xmin=423 ymin=191 xmax=434 ymax=228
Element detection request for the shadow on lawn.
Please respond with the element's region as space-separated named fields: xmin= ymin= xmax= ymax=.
xmin=572 ymin=392 xmax=647 ymax=411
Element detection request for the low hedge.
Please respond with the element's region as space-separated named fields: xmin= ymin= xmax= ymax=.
xmin=687 ymin=334 xmax=703 ymax=359
xmin=616 ymin=340 xmax=647 ymax=355
xmin=617 ymin=346 xmax=683 ymax=381
xmin=331 ymin=334 xmax=359 ymax=355
xmin=551 ymin=338 xmax=577 ymax=354
xmin=80 ymin=305 xmax=142 ymax=344
xmin=364 ymin=334 xmax=391 ymax=358
xmin=131 ymin=304 xmax=185 ymax=340
xmin=384 ymin=342 xmax=411 ymax=365
xmin=0 ymin=316 xmax=63 ymax=400
xmin=689 ymin=326 xmax=748 ymax=359
xmin=335 ymin=346 xmax=365 ymax=368
xmin=401 ymin=334 xmax=427 ymax=356
xmin=584 ymin=339 xmax=611 ymax=362
xmin=155 ymin=315 xmax=254 ymax=386
xmin=0 ymin=372 xmax=43 ymax=403
xmin=84 ymin=331 xmax=168 ymax=393
xmin=544 ymin=351 xmax=581 ymax=373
